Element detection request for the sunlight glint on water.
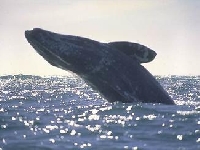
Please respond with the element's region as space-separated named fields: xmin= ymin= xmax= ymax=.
xmin=0 ymin=75 xmax=199 ymax=149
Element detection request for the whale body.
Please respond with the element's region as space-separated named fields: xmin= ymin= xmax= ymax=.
xmin=25 ymin=28 xmax=174 ymax=104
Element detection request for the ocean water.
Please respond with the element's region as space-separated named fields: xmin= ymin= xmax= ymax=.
xmin=0 ymin=75 xmax=199 ymax=150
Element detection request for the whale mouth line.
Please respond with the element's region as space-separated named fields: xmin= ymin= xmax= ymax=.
xmin=25 ymin=30 xmax=71 ymax=69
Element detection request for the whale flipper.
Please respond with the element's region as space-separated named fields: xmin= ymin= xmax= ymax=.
xmin=109 ymin=41 xmax=157 ymax=63
xmin=25 ymin=28 xmax=175 ymax=105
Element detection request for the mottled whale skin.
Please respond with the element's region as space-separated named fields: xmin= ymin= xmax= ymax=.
xmin=25 ymin=28 xmax=175 ymax=104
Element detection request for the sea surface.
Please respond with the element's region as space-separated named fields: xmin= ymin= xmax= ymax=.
xmin=0 ymin=75 xmax=199 ymax=150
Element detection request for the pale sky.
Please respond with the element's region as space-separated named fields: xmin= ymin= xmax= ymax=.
xmin=1 ymin=0 xmax=200 ymax=76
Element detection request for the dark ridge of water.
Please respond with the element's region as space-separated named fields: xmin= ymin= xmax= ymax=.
xmin=0 ymin=75 xmax=199 ymax=150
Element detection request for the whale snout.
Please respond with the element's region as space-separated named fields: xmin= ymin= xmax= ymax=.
xmin=25 ymin=28 xmax=44 ymax=39
xmin=25 ymin=30 xmax=31 ymax=39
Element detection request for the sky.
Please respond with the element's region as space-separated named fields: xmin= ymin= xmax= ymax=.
xmin=0 ymin=0 xmax=200 ymax=76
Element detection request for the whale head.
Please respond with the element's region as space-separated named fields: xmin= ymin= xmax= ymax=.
xmin=25 ymin=28 xmax=71 ymax=70
xmin=25 ymin=28 xmax=106 ymax=74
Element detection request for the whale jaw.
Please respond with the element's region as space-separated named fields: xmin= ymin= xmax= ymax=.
xmin=25 ymin=29 xmax=72 ymax=71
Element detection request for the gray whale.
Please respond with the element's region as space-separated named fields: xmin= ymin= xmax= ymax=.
xmin=25 ymin=28 xmax=174 ymax=105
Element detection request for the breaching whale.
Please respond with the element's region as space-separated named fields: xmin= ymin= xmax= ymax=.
xmin=25 ymin=28 xmax=175 ymax=105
